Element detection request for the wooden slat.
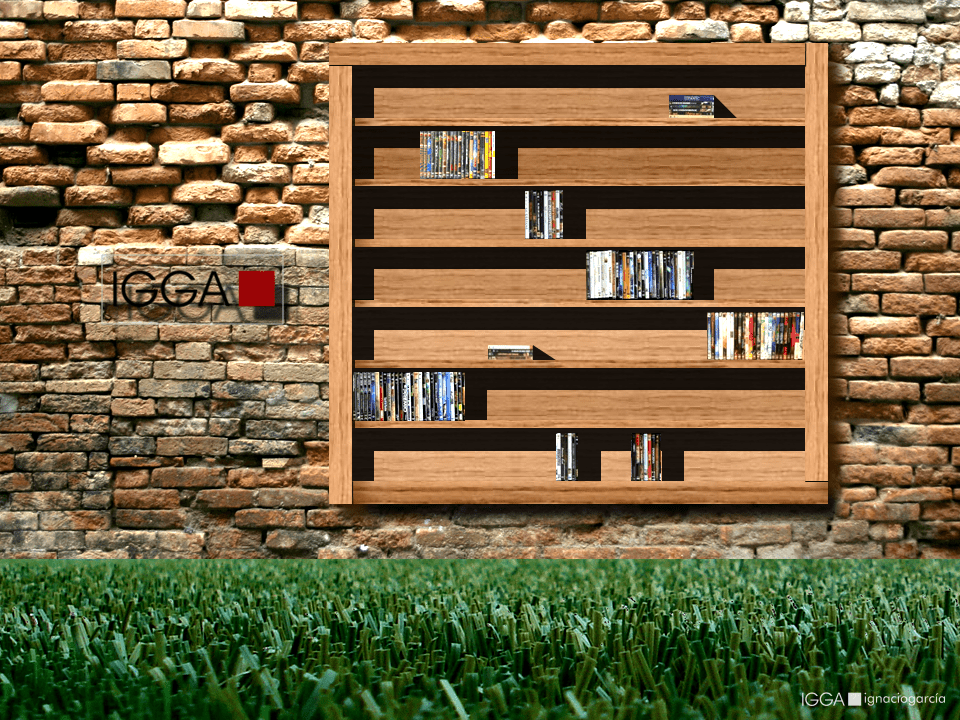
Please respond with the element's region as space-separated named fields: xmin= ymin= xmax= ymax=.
xmin=375 ymin=88 xmax=805 ymax=122
xmin=603 ymin=451 xmax=824 ymax=503
xmin=357 ymin=301 xmax=808 ymax=312
xmin=357 ymin=118 xmax=806 ymax=127
xmin=486 ymin=390 xmax=804 ymax=428
xmin=356 ymin=359 xmax=805 ymax=369
xmin=373 ymin=329 xmax=706 ymax=364
xmin=375 ymin=209 xmax=523 ymax=240
xmin=374 ymin=268 xmax=583 ymax=303
xmin=358 ymin=236 xmax=806 ymax=249
xmin=329 ymin=65 xmax=353 ymax=505
xmin=374 ymin=268 xmax=806 ymax=305
xmin=587 ymin=209 xmax=805 ymax=242
xmin=372 ymin=147 xmax=804 ymax=186
xmin=713 ymin=269 xmax=805 ymax=304
xmin=332 ymin=44 xmax=806 ymax=66
xmin=806 ymin=45 xmax=829 ymax=488
xmin=356 ymin=449 xmax=821 ymax=504
xmin=518 ymin=148 xmax=803 ymax=186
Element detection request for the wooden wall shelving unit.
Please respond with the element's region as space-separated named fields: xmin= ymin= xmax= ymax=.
xmin=330 ymin=44 xmax=828 ymax=505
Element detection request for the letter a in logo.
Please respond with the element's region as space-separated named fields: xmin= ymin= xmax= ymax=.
xmin=238 ymin=270 xmax=276 ymax=307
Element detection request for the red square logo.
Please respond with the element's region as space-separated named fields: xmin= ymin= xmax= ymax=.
xmin=238 ymin=270 xmax=275 ymax=307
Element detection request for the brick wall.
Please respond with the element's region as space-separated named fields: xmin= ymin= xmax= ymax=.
xmin=0 ymin=0 xmax=956 ymax=558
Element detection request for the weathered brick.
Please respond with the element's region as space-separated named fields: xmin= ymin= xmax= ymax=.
xmin=153 ymin=466 xmax=225 ymax=488
xmin=235 ymin=508 xmax=303 ymax=529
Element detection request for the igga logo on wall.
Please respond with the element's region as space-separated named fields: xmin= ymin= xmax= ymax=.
xmin=99 ymin=251 xmax=286 ymax=324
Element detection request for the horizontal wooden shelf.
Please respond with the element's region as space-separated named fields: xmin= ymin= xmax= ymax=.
xmin=365 ymin=329 xmax=805 ymax=366
xmin=351 ymin=449 xmax=822 ymax=504
xmin=332 ymin=44 xmax=806 ymax=67
xmin=486 ymin=390 xmax=804 ymax=428
xmin=356 ymin=238 xmax=806 ymax=249
xmin=587 ymin=209 xmax=805 ymax=242
xmin=370 ymin=268 xmax=803 ymax=305
xmin=356 ymin=300 xmax=806 ymax=309
xmin=373 ymin=88 xmax=804 ymax=123
xmin=370 ymin=147 xmax=804 ymax=186
xmin=373 ymin=209 xmax=806 ymax=244
xmin=355 ymin=360 xmax=806 ymax=369
xmin=356 ymin=118 xmax=807 ymax=127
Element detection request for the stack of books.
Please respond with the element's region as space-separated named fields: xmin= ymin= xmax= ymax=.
xmin=707 ymin=311 xmax=804 ymax=360
xmin=632 ymin=433 xmax=662 ymax=481
xmin=419 ymin=130 xmax=495 ymax=179
xmin=488 ymin=345 xmax=533 ymax=360
xmin=587 ymin=250 xmax=694 ymax=300
xmin=555 ymin=432 xmax=578 ymax=481
xmin=525 ymin=190 xmax=562 ymax=239
xmin=669 ymin=95 xmax=714 ymax=118
xmin=352 ymin=371 xmax=465 ymax=421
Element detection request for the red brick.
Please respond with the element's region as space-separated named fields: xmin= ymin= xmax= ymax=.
xmin=851 ymin=501 xmax=919 ymax=522
xmin=834 ymin=184 xmax=895 ymax=207
xmin=152 ymin=466 xmax=225 ymax=488
xmin=900 ymin=189 xmax=960 ymax=207
xmin=859 ymin=146 xmax=924 ymax=166
xmin=114 ymin=489 xmax=179 ymax=509
xmin=832 ymin=228 xmax=876 ymax=249
xmin=860 ymin=337 xmax=932 ymax=355
xmin=878 ymin=230 xmax=948 ymax=251
xmin=892 ymin=357 xmax=960 ymax=378
xmin=853 ymin=208 xmax=926 ymax=228
xmin=619 ymin=546 xmax=691 ymax=559
xmin=115 ymin=509 xmax=185 ymax=528
xmin=881 ymin=293 xmax=956 ymax=315
xmin=838 ymin=465 xmax=913 ymax=486
xmin=906 ymin=253 xmax=960 ymax=273
xmin=847 ymin=380 xmax=919 ymax=401
xmin=832 ymin=250 xmax=901 ymax=271
xmin=542 ymin=547 xmax=618 ymax=559
xmin=235 ymin=508 xmax=304 ymax=529
xmin=195 ymin=488 xmax=254 ymax=509
xmin=873 ymin=166 xmax=947 ymax=189
xmin=848 ymin=106 xmax=921 ymax=127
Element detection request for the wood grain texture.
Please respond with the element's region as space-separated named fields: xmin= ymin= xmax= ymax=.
xmin=372 ymin=329 xmax=706 ymax=364
xmin=373 ymin=268 xmax=805 ymax=306
xmin=518 ymin=148 xmax=804 ymax=186
xmin=806 ymin=44 xmax=829 ymax=487
xmin=603 ymin=451 xmax=824 ymax=503
xmin=354 ymin=449 xmax=822 ymax=504
xmin=374 ymin=88 xmax=805 ymax=122
xmin=374 ymin=268 xmax=583 ymax=302
xmin=332 ymin=44 xmax=806 ymax=67
xmin=329 ymin=65 xmax=353 ymax=505
xmin=357 ymin=118 xmax=806 ymax=127
xmin=713 ymin=269 xmax=805 ymax=304
xmin=372 ymin=147 xmax=804 ymax=186
xmin=587 ymin=209 xmax=805 ymax=242
xmin=375 ymin=209 xmax=523 ymax=240
xmin=486 ymin=390 xmax=805 ymax=428
xmin=358 ymin=236 xmax=806 ymax=249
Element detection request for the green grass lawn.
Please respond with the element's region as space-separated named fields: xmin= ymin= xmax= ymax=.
xmin=0 ymin=561 xmax=956 ymax=719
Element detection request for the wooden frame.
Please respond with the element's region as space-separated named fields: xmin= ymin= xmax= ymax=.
xmin=331 ymin=44 xmax=828 ymax=505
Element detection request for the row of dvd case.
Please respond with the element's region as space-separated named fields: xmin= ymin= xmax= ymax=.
xmin=419 ymin=130 xmax=495 ymax=179
xmin=353 ymin=371 xmax=465 ymax=421
xmin=525 ymin=190 xmax=563 ymax=239
xmin=707 ymin=312 xmax=804 ymax=360
xmin=632 ymin=433 xmax=662 ymax=481
xmin=587 ymin=250 xmax=694 ymax=300
xmin=556 ymin=432 xmax=578 ymax=481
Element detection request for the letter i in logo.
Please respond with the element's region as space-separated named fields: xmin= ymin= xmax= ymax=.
xmin=238 ymin=270 xmax=276 ymax=307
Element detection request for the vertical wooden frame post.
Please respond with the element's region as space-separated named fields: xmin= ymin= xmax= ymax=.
xmin=805 ymin=44 xmax=829 ymax=487
xmin=330 ymin=64 xmax=353 ymax=504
